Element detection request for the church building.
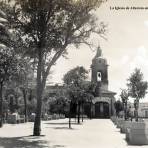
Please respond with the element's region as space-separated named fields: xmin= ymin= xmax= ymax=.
xmin=89 ymin=46 xmax=116 ymax=118
xmin=46 ymin=46 xmax=116 ymax=119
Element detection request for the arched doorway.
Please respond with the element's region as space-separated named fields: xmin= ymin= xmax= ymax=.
xmin=95 ymin=102 xmax=109 ymax=118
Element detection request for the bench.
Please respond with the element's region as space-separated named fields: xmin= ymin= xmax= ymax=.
xmin=7 ymin=114 xmax=25 ymax=124
xmin=18 ymin=115 xmax=25 ymax=123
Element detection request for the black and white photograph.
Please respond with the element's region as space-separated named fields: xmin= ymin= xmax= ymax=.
xmin=0 ymin=0 xmax=148 ymax=147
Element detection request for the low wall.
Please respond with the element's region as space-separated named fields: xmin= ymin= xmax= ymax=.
xmin=126 ymin=121 xmax=148 ymax=145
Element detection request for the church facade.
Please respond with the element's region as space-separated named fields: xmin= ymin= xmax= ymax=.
xmin=89 ymin=47 xmax=116 ymax=118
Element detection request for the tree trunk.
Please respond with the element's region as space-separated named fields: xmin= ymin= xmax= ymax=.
xmin=22 ymin=88 xmax=28 ymax=122
xmin=135 ymin=108 xmax=138 ymax=122
xmin=90 ymin=102 xmax=92 ymax=119
xmin=77 ymin=101 xmax=80 ymax=124
xmin=9 ymin=96 xmax=14 ymax=113
xmin=0 ymin=82 xmax=3 ymax=127
xmin=69 ymin=102 xmax=72 ymax=129
xmin=124 ymin=102 xmax=127 ymax=121
xmin=135 ymin=99 xmax=139 ymax=122
xmin=81 ymin=103 xmax=84 ymax=122
xmin=33 ymin=50 xmax=43 ymax=136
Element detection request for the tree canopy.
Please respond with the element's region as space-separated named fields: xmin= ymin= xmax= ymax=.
xmin=63 ymin=66 xmax=96 ymax=125
xmin=127 ymin=68 xmax=148 ymax=99
xmin=0 ymin=0 xmax=107 ymax=135
xmin=127 ymin=68 xmax=148 ymax=121
xmin=0 ymin=9 xmax=10 ymax=47
xmin=120 ymin=89 xmax=129 ymax=103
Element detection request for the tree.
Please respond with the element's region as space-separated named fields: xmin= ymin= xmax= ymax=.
xmin=0 ymin=7 xmax=19 ymax=127
xmin=14 ymin=58 xmax=34 ymax=122
xmin=63 ymin=66 xmax=96 ymax=125
xmin=127 ymin=68 xmax=148 ymax=121
xmin=0 ymin=8 xmax=10 ymax=47
xmin=114 ymin=100 xmax=123 ymax=118
xmin=1 ymin=5 xmax=35 ymax=122
xmin=64 ymin=66 xmax=88 ymax=125
xmin=4 ymin=87 xmax=21 ymax=114
xmin=49 ymin=96 xmax=68 ymax=115
xmin=2 ymin=0 xmax=107 ymax=135
xmin=120 ymin=89 xmax=129 ymax=120
xmin=0 ymin=48 xmax=19 ymax=127
xmin=82 ymin=81 xmax=96 ymax=119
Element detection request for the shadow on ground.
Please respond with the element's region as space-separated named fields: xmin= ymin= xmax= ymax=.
xmin=0 ymin=136 xmax=65 ymax=148
xmin=44 ymin=121 xmax=77 ymax=125
xmin=0 ymin=136 xmax=48 ymax=148
xmin=44 ymin=121 xmax=81 ymax=130
xmin=53 ymin=127 xmax=76 ymax=130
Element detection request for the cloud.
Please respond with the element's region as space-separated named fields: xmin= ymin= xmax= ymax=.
xmin=108 ymin=46 xmax=148 ymax=101
xmin=144 ymin=20 xmax=148 ymax=27
xmin=121 ymin=55 xmax=129 ymax=65
xmin=130 ymin=46 xmax=148 ymax=71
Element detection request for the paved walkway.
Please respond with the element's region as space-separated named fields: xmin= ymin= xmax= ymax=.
xmin=0 ymin=119 xmax=147 ymax=148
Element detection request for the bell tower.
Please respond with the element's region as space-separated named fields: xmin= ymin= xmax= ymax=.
xmin=83 ymin=46 xmax=116 ymax=118
xmin=91 ymin=46 xmax=109 ymax=91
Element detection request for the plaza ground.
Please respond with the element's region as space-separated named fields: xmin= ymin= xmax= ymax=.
xmin=0 ymin=119 xmax=147 ymax=148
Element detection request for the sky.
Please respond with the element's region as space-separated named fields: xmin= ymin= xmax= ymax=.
xmin=48 ymin=0 xmax=148 ymax=102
